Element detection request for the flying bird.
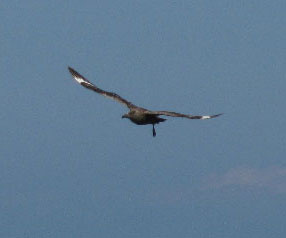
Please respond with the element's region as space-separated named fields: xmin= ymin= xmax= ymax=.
xmin=68 ymin=67 xmax=222 ymax=137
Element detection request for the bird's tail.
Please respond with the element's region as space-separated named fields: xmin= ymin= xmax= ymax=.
xmin=157 ymin=117 xmax=167 ymax=123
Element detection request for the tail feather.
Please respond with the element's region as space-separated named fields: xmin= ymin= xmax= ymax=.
xmin=157 ymin=117 xmax=167 ymax=123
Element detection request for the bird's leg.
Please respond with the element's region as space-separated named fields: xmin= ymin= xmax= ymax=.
xmin=152 ymin=124 xmax=156 ymax=137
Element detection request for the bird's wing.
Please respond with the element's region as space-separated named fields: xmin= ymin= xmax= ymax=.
xmin=145 ymin=110 xmax=223 ymax=120
xmin=68 ymin=67 xmax=136 ymax=109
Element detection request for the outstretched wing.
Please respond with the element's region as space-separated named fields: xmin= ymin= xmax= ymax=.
xmin=145 ymin=110 xmax=223 ymax=120
xmin=68 ymin=67 xmax=136 ymax=109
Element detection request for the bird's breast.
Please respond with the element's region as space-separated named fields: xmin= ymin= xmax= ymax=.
xmin=129 ymin=113 xmax=148 ymax=125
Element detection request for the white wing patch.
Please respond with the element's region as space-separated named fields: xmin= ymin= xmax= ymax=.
xmin=73 ymin=75 xmax=92 ymax=86
xmin=201 ymin=116 xmax=211 ymax=119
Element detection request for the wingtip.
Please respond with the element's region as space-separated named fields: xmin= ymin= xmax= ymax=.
xmin=67 ymin=67 xmax=93 ymax=86
xmin=201 ymin=113 xmax=223 ymax=120
xmin=68 ymin=66 xmax=82 ymax=78
xmin=68 ymin=66 xmax=77 ymax=75
xmin=212 ymin=113 xmax=224 ymax=118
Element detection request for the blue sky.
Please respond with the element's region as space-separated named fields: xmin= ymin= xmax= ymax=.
xmin=1 ymin=0 xmax=286 ymax=237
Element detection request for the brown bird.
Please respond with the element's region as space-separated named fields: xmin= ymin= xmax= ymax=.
xmin=68 ymin=67 xmax=222 ymax=137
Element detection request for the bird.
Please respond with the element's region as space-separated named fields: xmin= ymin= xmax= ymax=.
xmin=68 ymin=67 xmax=222 ymax=137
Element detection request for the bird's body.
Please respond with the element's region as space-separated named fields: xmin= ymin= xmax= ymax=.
xmin=122 ymin=109 xmax=166 ymax=125
xmin=68 ymin=67 xmax=222 ymax=137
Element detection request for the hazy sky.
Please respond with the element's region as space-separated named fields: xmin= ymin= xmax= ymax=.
xmin=1 ymin=0 xmax=286 ymax=237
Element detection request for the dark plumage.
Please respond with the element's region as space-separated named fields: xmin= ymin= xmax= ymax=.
xmin=68 ymin=67 xmax=222 ymax=137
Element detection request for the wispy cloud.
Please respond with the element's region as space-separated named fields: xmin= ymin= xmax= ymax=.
xmin=202 ymin=166 xmax=286 ymax=194
xmin=138 ymin=166 xmax=286 ymax=206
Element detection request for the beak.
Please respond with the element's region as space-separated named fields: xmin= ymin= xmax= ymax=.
xmin=122 ymin=115 xmax=126 ymax=119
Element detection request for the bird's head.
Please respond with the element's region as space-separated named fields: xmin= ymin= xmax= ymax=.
xmin=122 ymin=113 xmax=129 ymax=119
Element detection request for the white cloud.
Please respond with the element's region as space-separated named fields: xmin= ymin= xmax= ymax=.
xmin=202 ymin=166 xmax=286 ymax=194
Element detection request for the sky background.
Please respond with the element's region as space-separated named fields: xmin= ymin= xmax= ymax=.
xmin=1 ymin=0 xmax=286 ymax=237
